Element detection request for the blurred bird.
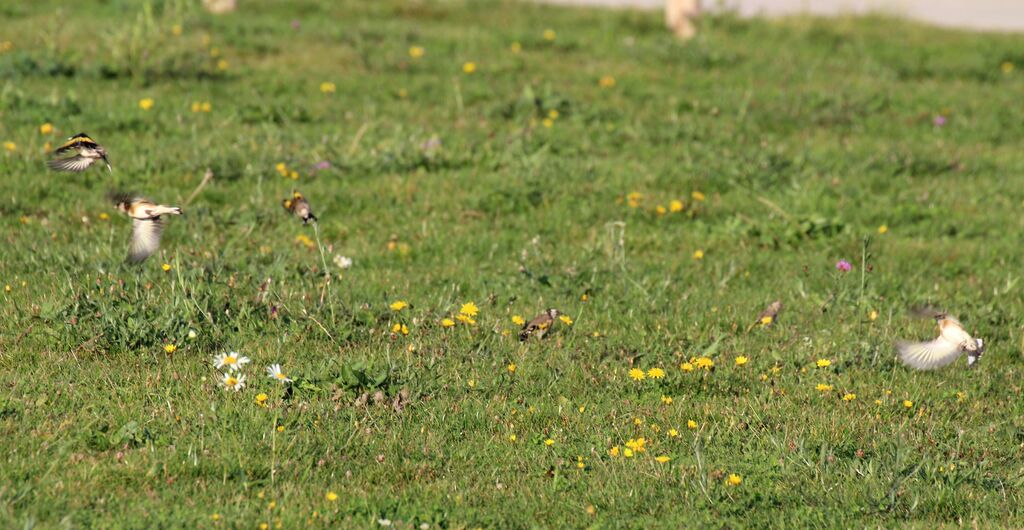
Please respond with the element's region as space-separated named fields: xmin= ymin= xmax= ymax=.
xmin=519 ymin=309 xmax=559 ymax=342
xmin=282 ymin=191 xmax=317 ymax=224
xmin=748 ymin=300 xmax=782 ymax=332
xmin=48 ymin=133 xmax=111 ymax=172
xmin=897 ymin=312 xmax=984 ymax=370
xmin=110 ymin=192 xmax=183 ymax=263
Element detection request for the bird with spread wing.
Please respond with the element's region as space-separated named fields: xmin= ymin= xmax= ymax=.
xmin=897 ymin=312 xmax=984 ymax=370
xmin=48 ymin=133 xmax=111 ymax=173
xmin=110 ymin=192 xmax=183 ymax=264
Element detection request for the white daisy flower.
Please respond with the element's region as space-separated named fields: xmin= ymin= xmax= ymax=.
xmin=266 ymin=363 xmax=293 ymax=384
xmin=333 ymin=254 xmax=353 ymax=269
xmin=214 ymin=351 xmax=250 ymax=372
xmin=221 ymin=372 xmax=246 ymax=392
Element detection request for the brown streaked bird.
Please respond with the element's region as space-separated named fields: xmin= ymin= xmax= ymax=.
xmin=110 ymin=192 xmax=183 ymax=264
xmin=519 ymin=309 xmax=559 ymax=342
xmin=282 ymin=191 xmax=317 ymax=224
xmin=48 ymin=133 xmax=111 ymax=172
xmin=748 ymin=300 xmax=782 ymax=332
xmin=897 ymin=312 xmax=984 ymax=370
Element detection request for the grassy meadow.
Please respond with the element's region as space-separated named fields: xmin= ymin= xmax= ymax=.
xmin=3 ymin=0 xmax=1024 ymax=527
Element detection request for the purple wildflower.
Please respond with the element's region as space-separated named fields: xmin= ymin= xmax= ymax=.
xmin=933 ymin=115 xmax=947 ymax=127
xmin=313 ymin=160 xmax=331 ymax=170
xmin=835 ymin=260 xmax=852 ymax=272
xmin=291 ymin=20 xmax=301 ymax=30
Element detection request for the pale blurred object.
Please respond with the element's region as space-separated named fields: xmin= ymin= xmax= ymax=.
xmin=203 ymin=0 xmax=237 ymax=14
xmin=665 ymin=0 xmax=699 ymax=39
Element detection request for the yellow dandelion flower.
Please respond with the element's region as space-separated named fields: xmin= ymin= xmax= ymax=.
xmin=656 ymin=205 xmax=667 ymax=216
xmin=390 ymin=300 xmax=408 ymax=311
xmin=275 ymin=162 xmax=287 ymax=175
xmin=956 ymin=391 xmax=966 ymax=402
xmin=455 ymin=314 xmax=476 ymax=325
xmin=408 ymin=45 xmax=425 ymax=59
xmin=692 ymin=249 xmax=704 ymax=260
xmin=842 ymin=393 xmax=856 ymax=402
xmin=544 ymin=438 xmax=555 ymax=446
xmin=255 ymin=393 xmax=268 ymax=407
xmin=39 ymin=123 xmax=53 ymax=135
xmin=669 ymin=199 xmax=684 ymax=212
xmin=558 ymin=315 xmax=573 ymax=326
xmin=511 ymin=315 xmax=525 ymax=326
xmin=548 ymin=109 xmax=559 ymax=120
xmin=161 ymin=263 xmax=172 ymax=272
xmin=1002 ymin=61 xmax=1014 ymax=74
xmin=191 ymin=101 xmax=202 ymax=113
xmin=211 ymin=513 xmax=220 ymax=521
xmin=201 ymin=102 xmax=212 ymax=112
xmin=874 ymin=399 xmax=882 ymax=405
xmin=543 ymin=29 xmax=556 ymax=41
xmin=691 ymin=191 xmax=706 ymax=202
xmin=655 ymin=455 xmax=671 ymax=463
xmin=623 ymin=448 xmax=634 ymax=458
xmin=726 ymin=474 xmax=742 ymax=486
xmin=509 ymin=434 xmax=517 ymax=442
xmin=441 ymin=318 xmax=455 ymax=328
xmin=647 ymin=367 xmax=665 ymax=379
xmin=462 ymin=61 xmax=476 ymax=74
xmin=164 ymin=344 xmax=176 ymax=354
xmin=694 ymin=357 xmax=714 ymax=370
xmin=171 ymin=24 xmax=183 ymax=36
xmin=660 ymin=395 xmax=673 ymax=405
xmin=734 ymin=356 xmax=748 ymax=366
xmin=138 ymin=98 xmax=154 ymax=111
xmin=815 ymin=383 xmax=833 ymax=392
xmin=276 ymin=425 xmax=284 ymax=432
xmin=626 ymin=191 xmax=643 ymax=208
xmin=816 ymin=359 xmax=831 ymax=368
xmin=877 ymin=224 xmax=888 ymax=234
xmin=289 ymin=170 xmax=299 ymax=180
xmin=629 ymin=368 xmax=646 ymax=381
xmin=459 ymin=302 xmax=479 ymax=317
xmin=510 ymin=41 xmax=522 ymax=54
xmin=598 ymin=75 xmax=616 ymax=88
xmin=680 ymin=362 xmax=694 ymax=372
xmin=4 ymin=141 xmax=16 ymax=152
xmin=903 ymin=400 xmax=914 ymax=408
xmin=326 ymin=491 xmax=338 ymax=502
xmin=295 ymin=234 xmax=315 ymax=248
xmin=576 ymin=456 xmax=585 ymax=469
xmin=667 ymin=428 xmax=679 ymax=437
xmin=608 ymin=446 xmax=620 ymax=457
xmin=769 ymin=365 xmax=781 ymax=374
xmin=217 ymin=59 xmax=229 ymax=71
xmin=869 ymin=310 xmax=878 ymax=321
xmin=687 ymin=420 xmax=698 ymax=430
xmin=320 ymin=81 xmax=336 ymax=93
xmin=542 ymin=118 xmax=554 ymax=128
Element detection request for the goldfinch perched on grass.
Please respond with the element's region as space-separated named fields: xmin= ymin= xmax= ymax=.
xmin=747 ymin=300 xmax=782 ymax=332
xmin=519 ymin=309 xmax=560 ymax=342
xmin=48 ymin=133 xmax=111 ymax=172
xmin=897 ymin=312 xmax=984 ymax=370
xmin=282 ymin=191 xmax=317 ymax=224
xmin=110 ymin=192 xmax=182 ymax=264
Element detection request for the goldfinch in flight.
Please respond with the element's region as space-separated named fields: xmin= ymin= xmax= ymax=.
xmin=282 ymin=191 xmax=317 ymax=224
xmin=48 ymin=133 xmax=111 ymax=172
xmin=897 ymin=312 xmax=984 ymax=370
xmin=519 ymin=308 xmax=560 ymax=342
xmin=110 ymin=192 xmax=183 ymax=264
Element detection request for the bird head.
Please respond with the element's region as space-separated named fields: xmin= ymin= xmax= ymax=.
xmin=546 ymin=308 xmax=560 ymax=319
xmin=108 ymin=191 xmax=135 ymax=214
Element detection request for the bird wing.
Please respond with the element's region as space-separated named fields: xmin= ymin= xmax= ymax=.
xmin=128 ymin=217 xmax=164 ymax=263
xmin=897 ymin=336 xmax=963 ymax=370
xmin=48 ymin=155 xmax=95 ymax=172
xmin=519 ymin=314 xmax=551 ymax=341
xmin=55 ymin=135 xmax=99 ymax=155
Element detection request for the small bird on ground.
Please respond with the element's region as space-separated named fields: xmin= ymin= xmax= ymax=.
xmin=897 ymin=312 xmax=984 ymax=370
xmin=519 ymin=309 xmax=560 ymax=342
xmin=110 ymin=192 xmax=183 ymax=263
xmin=282 ymin=191 xmax=317 ymax=224
xmin=747 ymin=300 xmax=782 ymax=332
xmin=48 ymin=133 xmax=111 ymax=172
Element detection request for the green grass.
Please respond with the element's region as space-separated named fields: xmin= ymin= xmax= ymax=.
xmin=3 ymin=0 xmax=1024 ymax=527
